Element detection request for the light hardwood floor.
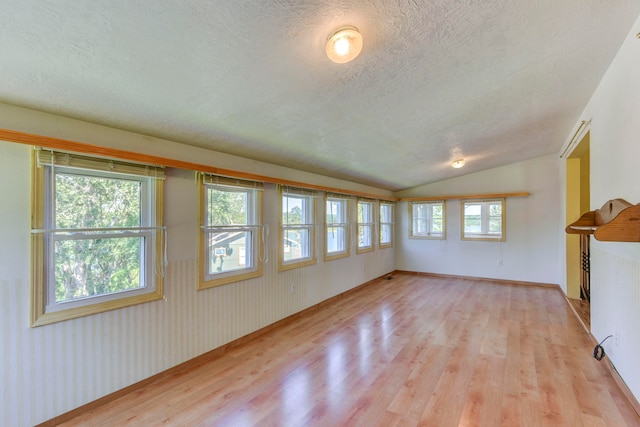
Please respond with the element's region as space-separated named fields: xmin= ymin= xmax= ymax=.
xmin=57 ymin=273 xmax=640 ymax=426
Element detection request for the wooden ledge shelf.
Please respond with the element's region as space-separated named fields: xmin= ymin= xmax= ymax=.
xmin=566 ymin=198 xmax=640 ymax=242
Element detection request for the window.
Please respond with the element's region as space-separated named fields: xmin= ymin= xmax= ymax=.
xmin=410 ymin=201 xmax=445 ymax=239
xmin=357 ymin=199 xmax=375 ymax=253
xmin=325 ymin=194 xmax=350 ymax=260
xmin=30 ymin=149 xmax=165 ymax=326
xmin=280 ymin=186 xmax=316 ymax=270
xmin=199 ymin=175 xmax=263 ymax=289
xmin=461 ymin=198 xmax=505 ymax=241
xmin=379 ymin=202 xmax=394 ymax=248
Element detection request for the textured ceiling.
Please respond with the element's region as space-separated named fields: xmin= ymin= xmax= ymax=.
xmin=1 ymin=1 xmax=639 ymax=191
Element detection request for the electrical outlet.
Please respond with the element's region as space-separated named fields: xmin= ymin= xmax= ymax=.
xmin=290 ymin=283 xmax=295 ymax=294
xmin=497 ymin=259 xmax=503 ymax=266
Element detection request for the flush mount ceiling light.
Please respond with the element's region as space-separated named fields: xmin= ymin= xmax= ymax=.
xmin=451 ymin=159 xmax=466 ymax=169
xmin=326 ymin=26 xmax=363 ymax=64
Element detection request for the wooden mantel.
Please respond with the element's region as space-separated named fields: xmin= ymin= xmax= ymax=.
xmin=566 ymin=198 xmax=640 ymax=242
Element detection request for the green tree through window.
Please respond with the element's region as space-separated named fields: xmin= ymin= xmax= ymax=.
xmin=54 ymin=173 xmax=145 ymax=302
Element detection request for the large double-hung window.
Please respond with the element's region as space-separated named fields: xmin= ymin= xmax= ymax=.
xmin=30 ymin=149 xmax=165 ymax=326
xmin=199 ymin=175 xmax=263 ymax=288
xmin=325 ymin=194 xmax=350 ymax=260
xmin=357 ymin=199 xmax=375 ymax=253
xmin=280 ymin=186 xmax=316 ymax=271
xmin=379 ymin=202 xmax=394 ymax=248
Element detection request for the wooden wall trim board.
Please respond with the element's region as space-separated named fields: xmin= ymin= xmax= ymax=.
xmin=0 ymin=127 xmax=398 ymax=202
xmin=401 ymin=192 xmax=529 ymax=202
xmin=35 ymin=271 xmax=394 ymax=427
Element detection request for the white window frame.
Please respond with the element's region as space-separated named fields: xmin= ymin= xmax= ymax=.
xmin=409 ymin=201 xmax=445 ymax=240
xmin=379 ymin=202 xmax=395 ymax=248
xmin=461 ymin=198 xmax=506 ymax=241
xmin=199 ymin=175 xmax=263 ymax=289
xmin=357 ymin=199 xmax=376 ymax=254
xmin=279 ymin=186 xmax=317 ymax=271
xmin=325 ymin=194 xmax=350 ymax=261
xmin=30 ymin=149 xmax=165 ymax=326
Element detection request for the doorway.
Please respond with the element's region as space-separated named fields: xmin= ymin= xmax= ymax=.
xmin=565 ymin=130 xmax=590 ymax=329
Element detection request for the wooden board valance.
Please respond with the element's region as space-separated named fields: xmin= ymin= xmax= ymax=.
xmin=400 ymin=192 xmax=529 ymax=202
xmin=566 ymin=198 xmax=640 ymax=242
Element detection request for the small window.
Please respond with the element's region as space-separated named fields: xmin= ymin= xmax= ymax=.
xmin=280 ymin=186 xmax=316 ymax=271
xmin=325 ymin=194 xmax=350 ymax=261
xmin=379 ymin=202 xmax=394 ymax=248
xmin=461 ymin=199 xmax=505 ymax=241
xmin=410 ymin=201 xmax=445 ymax=239
xmin=31 ymin=149 xmax=165 ymax=326
xmin=199 ymin=175 xmax=263 ymax=289
xmin=357 ymin=199 xmax=375 ymax=253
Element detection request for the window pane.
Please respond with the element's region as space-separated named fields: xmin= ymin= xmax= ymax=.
xmin=488 ymin=203 xmax=502 ymax=234
xmin=207 ymin=188 xmax=248 ymax=226
xmin=54 ymin=236 xmax=143 ymax=303
xmin=53 ymin=172 xmax=147 ymax=303
xmin=357 ymin=202 xmax=371 ymax=223
xmin=56 ymin=173 xmax=141 ymax=228
xmin=284 ymin=228 xmax=309 ymax=261
xmin=207 ymin=231 xmax=251 ymax=274
xmin=431 ymin=204 xmax=443 ymax=233
xmin=380 ymin=224 xmax=392 ymax=244
xmin=326 ymin=226 xmax=347 ymax=253
xmin=412 ymin=204 xmax=426 ymax=235
xmin=358 ymin=225 xmax=372 ymax=247
xmin=326 ymin=200 xmax=345 ymax=223
xmin=283 ymin=196 xmax=305 ymax=225
xmin=464 ymin=203 xmax=482 ymax=233
xmin=380 ymin=204 xmax=391 ymax=222
xmin=326 ymin=198 xmax=348 ymax=258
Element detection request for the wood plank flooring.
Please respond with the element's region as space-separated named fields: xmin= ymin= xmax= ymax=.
xmin=58 ymin=273 xmax=640 ymax=426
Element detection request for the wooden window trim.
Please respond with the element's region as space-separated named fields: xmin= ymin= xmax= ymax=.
xmin=460 ymin=198 xmax=506 ymax=242
xmin=30 ymin=151 xmax=165 ymax=327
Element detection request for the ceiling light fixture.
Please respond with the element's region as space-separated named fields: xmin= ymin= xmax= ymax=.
xmin=451 ymin=159 xmax=465 ymax=169
xmin=326 ymin=26 xmax=363 ymax=64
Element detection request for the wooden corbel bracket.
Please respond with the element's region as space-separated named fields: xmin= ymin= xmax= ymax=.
xmin=566 ymin=199 xmax=640 ymax=242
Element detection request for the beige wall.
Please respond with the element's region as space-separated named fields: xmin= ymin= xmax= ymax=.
xmin=395 ymin=155 xmax=563 ymax=286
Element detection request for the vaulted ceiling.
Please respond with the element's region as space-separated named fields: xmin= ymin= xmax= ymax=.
xmin=1 ymin=1 xmax=639 ymax=191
